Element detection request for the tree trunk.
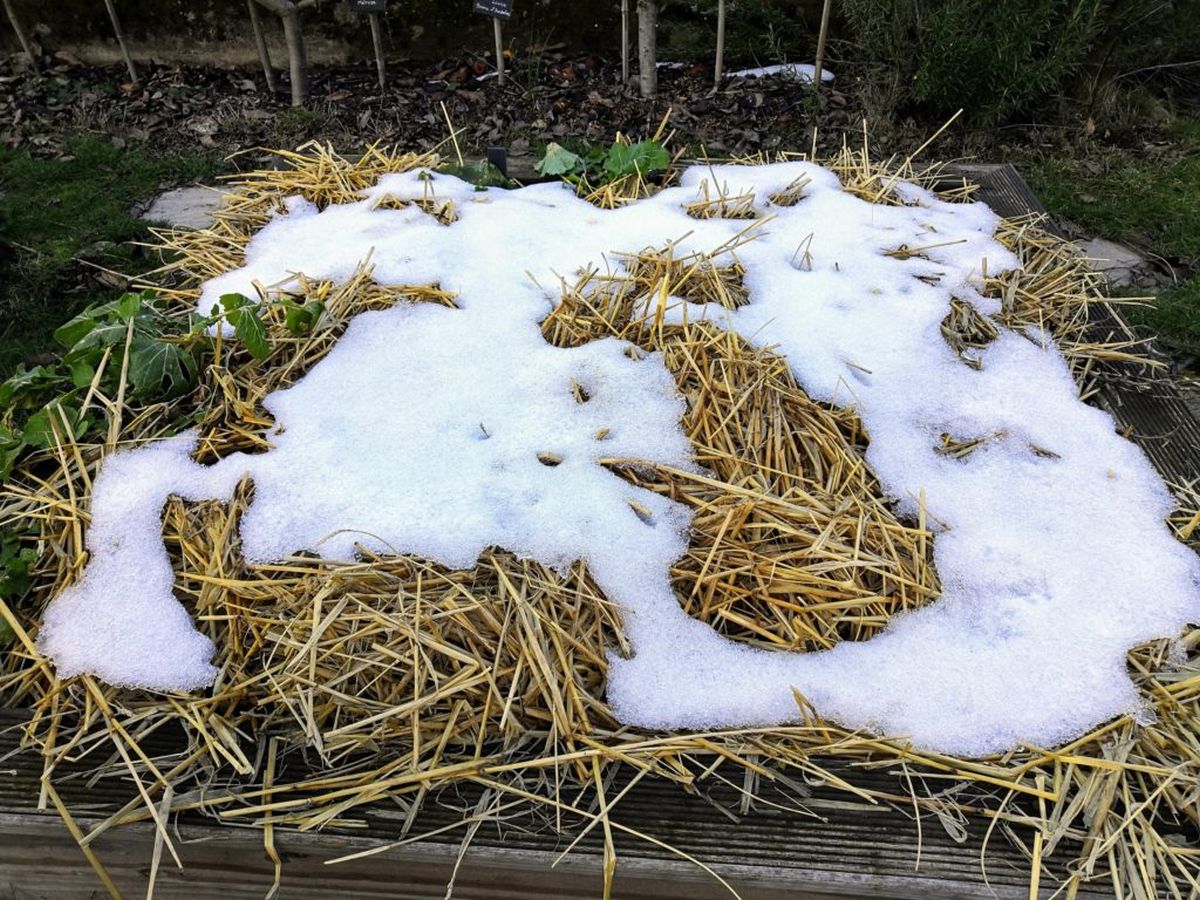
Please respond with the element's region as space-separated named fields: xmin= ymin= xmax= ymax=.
xmin=102 ymin=0 xmax=138 ymax=86
xmin=246 ymin=0 xmax=277 ymax=94
xmin=637 ymin=0 xmax=657 ymax=98
xmin=254 ymin=0 xmax=307 ymax=106
xmin=2 ymin=0 xmax=38 ymax=72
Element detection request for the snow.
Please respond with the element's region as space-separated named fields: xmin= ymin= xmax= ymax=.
xmin=38 ymin=161 xmax=1200 ymax=756
xmin=725 ymin=63 xmax=834 ymax=83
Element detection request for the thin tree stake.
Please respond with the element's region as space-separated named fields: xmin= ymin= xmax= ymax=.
xmin=103 ymin=0 xmax=138 ymax=86
xmin=368 ymin=11 xmax=386 ymax=89
xmin=247 ymin=0 xmax=277 ymax=94
xmin=2 ymin=0 xmax=38 ymax=72
xmin=812 ymin=0 xmax=833 ymax=91
xmin=492 ymin=17 xmax=505 ymax=85
xmin=713 ymin=0 xmax=726 ymax=89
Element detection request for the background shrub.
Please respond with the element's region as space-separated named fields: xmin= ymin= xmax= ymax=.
xmin=840 ymin=0 xmax=1198 ymax=123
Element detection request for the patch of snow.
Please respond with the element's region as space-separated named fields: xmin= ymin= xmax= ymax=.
xmin=725 ymin=63 xmax=834 ymax=83
xmin=39 ymin=162 xmax=1200 ymax=756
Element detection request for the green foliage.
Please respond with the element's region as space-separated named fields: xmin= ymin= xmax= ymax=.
xmin=217 ymin=294 xmax=271 ymax=361
xmin=1023 ymin=123 xmax=1200 ymax=263
xmin=204 ymin=293 xmax=325 ymax=358
xmin=0 ymin=532 xmax=37 ymax=647
xmin=58 ymin=291 xmax=199 ymax=399
xmin=1019 ymin=118 xmax=1200 ymax=353
xmin=436 ymin=161 xmax=512 ymax=189
xmin=0 ymin=137 xmax=219 ymax=378
xmin=840 ymin=0 xmax=1190 ymax=122
xmin=1125 ymin=277 xmax=1200 ymax=356
xmin=0 ymin=290 xmax=203 ymax=483
xmin=535 ymin=143 xmax=584 ymax=177
xmin=282 ymin=299 xmax=326 ymax=336
xmin=603 ymin=142 xmax=672 ymax=181
xmin=536 ymin=140 xmax=672 ymax=185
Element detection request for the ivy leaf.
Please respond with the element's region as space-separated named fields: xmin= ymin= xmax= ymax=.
xmin=126 ymin=333 xmax=199 ymax=398
xmin=22 ymin=403 xmax=87 ymax=449
xmin=53 ymin=314 xmax=98 ymax=349
xmin=536 ymin=142 xmax=584 ymax=177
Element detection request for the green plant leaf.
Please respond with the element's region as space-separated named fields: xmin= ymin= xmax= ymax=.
xmin=536 ymin=143 xmax=584 ymax=177
xmin=283 ymin=300 xmax=325 ymax=336
xmin=219 ymin=293 xmax=271 ymax=360
xmin=53 ymin=314 xmax=98 ymax=349
xmin=21 ymin=402 xmax=86 ymax=449
xmin=604 ymin=141 xmax=670 ymax=182
xmin=115 ymin=292 xmax=142 ymax=321
xmin=126 ymin=333 xmax=199 ymax=397
xmin=68 ymin=360 xmax=96 ymax=389
xmin=0 ymin=429 xmax=24 ymax=483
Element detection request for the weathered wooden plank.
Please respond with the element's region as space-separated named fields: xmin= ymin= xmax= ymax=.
xmin=0 ymin=709 xmax=1107 ymax=899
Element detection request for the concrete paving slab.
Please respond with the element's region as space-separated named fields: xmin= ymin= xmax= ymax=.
xmin=139 ymin=186 xmax=226 ymax=230
xmin=1079 ymin=237 xmax=1152 ymax=288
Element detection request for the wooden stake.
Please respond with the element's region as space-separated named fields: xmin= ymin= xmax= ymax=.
xmin=368 ymin=11 xmax=386 ymax=89
xmin=247 ymin=0 xmax=277 ymax=94
xmin=620 ymin=0 xmax=630 ymax=85
xmin=102 ymin=0 xmax=138 ymax=86
xmin=812 ymin=0 xmax=833 ymax=91
xmin=713 ymin=0 xmax=726 ymax=89
xmin=2 ymin=0 xmax=38 ymax=72
xmin=636 ymin=0 xmax=657 ymax=98
xmin=492 ymin=17 xmax=505 ymax=85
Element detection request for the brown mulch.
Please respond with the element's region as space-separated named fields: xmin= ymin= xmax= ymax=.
xmin=0 ymin=49 xmax=870 ymax=162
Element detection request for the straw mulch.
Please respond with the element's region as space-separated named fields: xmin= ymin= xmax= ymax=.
xmin=0 ymin=140 xmax=1196 ymax=899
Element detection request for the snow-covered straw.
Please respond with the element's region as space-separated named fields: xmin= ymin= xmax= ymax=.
xmin=39 ymin=161 xmax=1200 ymax=757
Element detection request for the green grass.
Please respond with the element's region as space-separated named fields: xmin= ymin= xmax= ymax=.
xmin=1018 ymin=117 xmax=1200 ymax=356
xmin=1130 ymin=279 xmax=1200 ymax=356
xmin=0 ymin=137 xmax=220 ymax=378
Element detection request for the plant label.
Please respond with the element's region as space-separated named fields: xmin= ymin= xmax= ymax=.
xmin=473 ymin=0 xmax=513 ymax=19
